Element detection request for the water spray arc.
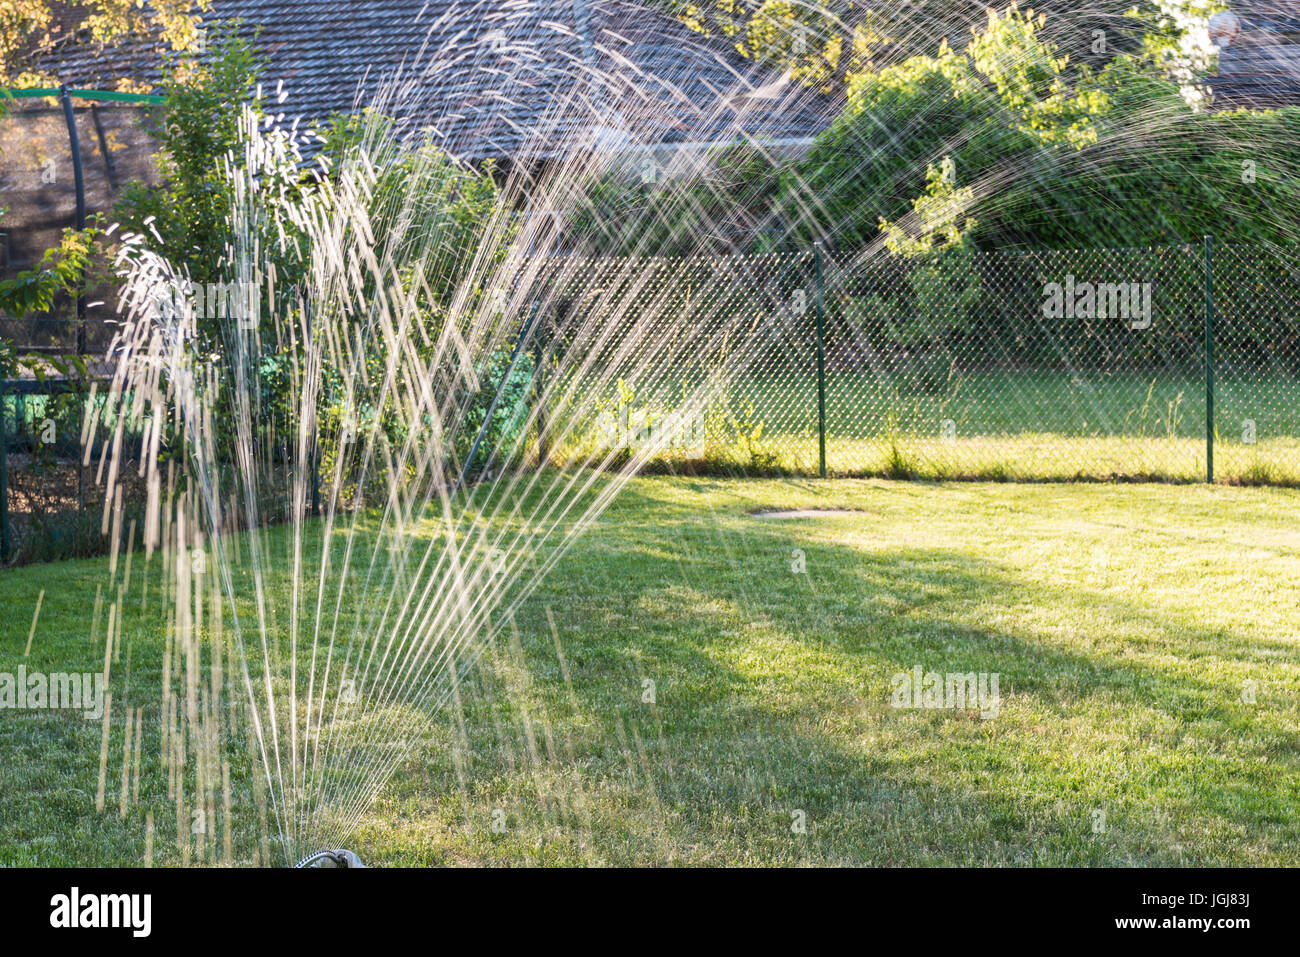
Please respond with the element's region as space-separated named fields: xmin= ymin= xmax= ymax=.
xmin=77 ymin=0 xmax=1287 ymax=865
xmin=94 ymin=90 xmax=788 ymax=863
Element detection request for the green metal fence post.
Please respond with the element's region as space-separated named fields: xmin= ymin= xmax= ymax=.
xmin=456 ymin=298 xmax=540 ymax=492
xmin=1204 ymin=234 xmax=1215 ymax=484
xmin=814 ymin=242 xmax=827 ymax=478
xmin=0 ymin=382 xmax=9 ymax=563
xmin=532 ymin=314 xmax=549 ymax=468
xmin=301 ymin=285 xmax=320 ymax=518
xmin=59 ymin=86 xmax=88 ymax=356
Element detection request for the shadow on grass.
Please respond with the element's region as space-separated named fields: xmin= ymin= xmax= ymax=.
xmin=3 ymin=480 xmax=1297 ymax=866
xmin=383 ymin=482 xmax=1300 ymax=865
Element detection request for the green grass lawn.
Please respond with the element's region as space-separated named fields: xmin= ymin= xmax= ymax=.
xmin=2 ymin=477 xmax=1299 ymax=865
xmin=553 ymin=369 xmax=1300 ymax=484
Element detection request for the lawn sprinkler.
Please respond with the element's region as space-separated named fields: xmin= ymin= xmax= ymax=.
xmin=294 ymin=849 xmax=366 ymax=868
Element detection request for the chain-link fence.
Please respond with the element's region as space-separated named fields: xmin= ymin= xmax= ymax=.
xmin=0 ymin=378 xmax=139 ymax=565
xmin=4 ymin=239 xmax=1299 ymax=566
xmin=541 ymin=240 xmax=1300 ymax=485
xmin=0 ymin=89 xmax=161 ymax=564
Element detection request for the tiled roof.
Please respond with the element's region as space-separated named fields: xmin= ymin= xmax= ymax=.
xmin=45 ymin=0 xmax=831 ymax=160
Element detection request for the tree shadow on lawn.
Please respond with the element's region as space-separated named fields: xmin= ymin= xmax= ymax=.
xmin=384 ymin=484 xmax=1300 ymax=865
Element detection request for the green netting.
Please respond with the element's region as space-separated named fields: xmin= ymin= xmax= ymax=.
xmin=0 ymin=89 xmax=162 ymax=355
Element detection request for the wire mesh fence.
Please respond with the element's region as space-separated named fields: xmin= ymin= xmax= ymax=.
xmin=1212 ymin=243 xmax=1300 ymax=484
xmin=819 ymin=244 xmax=1209 ymax=481
xmin=4 ymin=239 xmax=1299 ymax=565
xmin=538 ymin=240 xmax=1299 ymax=484
xmin=0 ymin=378 xmax=130 ymax=565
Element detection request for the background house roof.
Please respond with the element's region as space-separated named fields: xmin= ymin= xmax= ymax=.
xmin=46 ymin=0 xmax=832 ymax=160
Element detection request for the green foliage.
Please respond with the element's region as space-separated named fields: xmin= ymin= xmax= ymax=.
xmin=566 ymin=143 xmax=788 ymax=255
xmin=114 ymin=59 xmax=519 ymax=500
xmin=879 ymin=161 xmax=978 ymax=257
xmin=320 ymin=110 xmax=507 ymax=313
xmin=0 ymin=227 xmax=96 ymax=318
xmin=570 ymin=5 xmax=1253 ymax=255
xmin=114 ymin=25 xmax=267 ymax=297
xmin=797 ymin=6 xmax=1107 ymax=247
xmin=2 ymin=0 xmax=208 ymax=88
xmin=848 ymin=164 xmax=981 ymax=392
xmin=311 ymin=113 xmax=518 ymax=494
xmin=0 ymin=229 xmax=98 ymax=383
xmin=110 ymin=37 xmax=509 ymax=495
xmin=796 ymin=5 xmax=1300 ymax=249
xmin=665 ymin=0 xmax=1151 ymax=92
xmin=113 ymin=27 xmax=307 ymax=488
xmin=456 ymin=349 xmax=536 ymax=477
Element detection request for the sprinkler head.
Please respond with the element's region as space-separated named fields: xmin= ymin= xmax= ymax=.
xmin=294 ymin=849 xmax=366 ymax=868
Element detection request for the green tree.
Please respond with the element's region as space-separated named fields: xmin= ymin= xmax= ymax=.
xmin=565 ymin=143 xmax=789 ymax=256
xmin=1 ymin=0 xmax=208 ymax=88
xmin=796 ymin=6 xmax=1106 ymax=246
xmin=793 ymin=4 xmax=1300 ymax=250
xmin=665 ymin=0 xmax=1152 ymax=92
xmin=114 ymin=25 xmax=268 ymax=308
xmin=0 ymin=227 xmax=97 ymax=378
